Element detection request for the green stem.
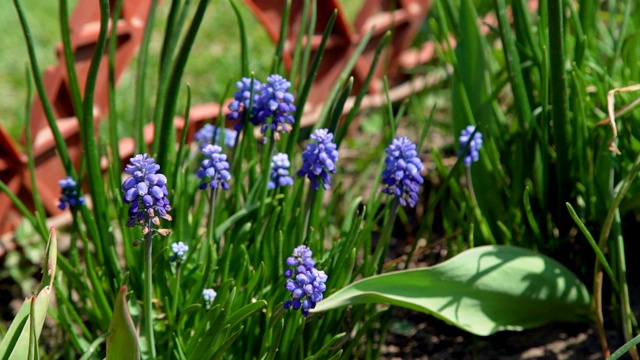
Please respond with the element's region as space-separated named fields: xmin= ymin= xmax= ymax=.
xmin=302 ymin=188 xmax=316 ymax=241
xmin=467 ymin=166 xmax=495 ymax=244
xmin=613 ymin=209 xmax=638 ymax=359
xmin=172 ymin=263 xmax=182 ymax=319
xmin=548 ymin=0 xmax=570 ymax=235
xmin=207 ymin=187 xmax=218 ymax=263
xmin=373 ymin=201 xmax=399 ymax=274
xmin=466 ymin=167 xmax=477 ymax=204
xmin=69 ymin=209 xmax=81 ymax=269
xmin=258 ymin=132 xmax=276 ymax=220
xmin=143 ymin=216 xmax=156 ymax=358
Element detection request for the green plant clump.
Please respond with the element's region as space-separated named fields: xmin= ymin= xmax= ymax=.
xmin=0 ymin=0 xmax=639 ymax=359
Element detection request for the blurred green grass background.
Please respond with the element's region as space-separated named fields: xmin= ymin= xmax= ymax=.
xmin=0 ymin=0 xmax=370 ymax=138
xmin=0 ymin=0 xmax=362 ymax=141
xmin=0 ymin=0 xmax=276 ymax=140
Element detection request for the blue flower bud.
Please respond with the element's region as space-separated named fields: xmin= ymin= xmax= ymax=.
xmin=297 ymin=129 xmax=339 ymax=190
xmin=58 ymin=176 xmax=85 ymax=210
xmin=382 ymin=137 xmax=424 ymax=208
xmin=283 ymin=245 xmax=327 ymax=317
xmin=121 ymin=154 xmax=172 ymax=227
xmin=458 ymin=125 xmax=483 ymax=167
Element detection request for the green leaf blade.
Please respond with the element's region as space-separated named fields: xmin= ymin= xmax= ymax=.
xmin=313 ymin=246 xmax=591 ymax=336
xmin=106 ymin=286 xmax=140 ymax=360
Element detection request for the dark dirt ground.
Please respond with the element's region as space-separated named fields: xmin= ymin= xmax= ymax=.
xmin=376 ymin=228 xmax=639 ymax=360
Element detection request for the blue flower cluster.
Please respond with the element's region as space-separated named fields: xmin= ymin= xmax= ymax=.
xmin=169 ymin=241 xmax=188 ymax=263
xmin=226 ymin=74 xmax=296 ymax=135
xmin=458 ymin=125 xmax=483 ymax=167
xmin=283 ymin=245 xmax=328 ymax=316
xmin=194 ymin=124 xmax=237 ymax=148
xmin=196 ymin=145 xmax=231 ymax=191
xmin=121 ymin=154 xmax=172 ymax=228
xmin=202 ymin=288 xmax=217 ymax=309
xmin=268 ymin=153 xmax=294 ymax=190
xmin=253 ymin=74 xmax=296 ymax=134
xmin=297 ymin=129 xmax=339 ymax=190
xmin=58 ymin=176 xmax=85 ymax=210
xmin=227 ymin=77 xmax=261 ymax=131
xmin=382 ymin=137 xmax=424 ymax=208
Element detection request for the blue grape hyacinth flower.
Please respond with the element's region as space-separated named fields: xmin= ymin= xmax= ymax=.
xmin=121 ymin=154 xmax=172 ymax=228
xmin=227 ymin=77 xmax=262 ymax=131
xmin=58 ymin=176 xmax=85 ymax=210
xmin=382 ymin=137 xmax=424 ymax=208
xmin=202 ymin=288 xmax=217 ymax=309
xmin=196 ymin=145 xmax=231 ymax=190
xmin=268 ymin=153 xmax=294 ymax=190
xmin=458 ymin=125 xmax=483 ymax=167
xmin=194 ymin=124 xmax=237 ymax=148
xmin=253 ymin=74 xmax=296 ymax=134
xmin=297 ymin=129 xmax=339 ymax=190
xmin=169 ymin=241 xmax=188 ymax=263
xmin=283 ymin=245 xmax=328 ymax=317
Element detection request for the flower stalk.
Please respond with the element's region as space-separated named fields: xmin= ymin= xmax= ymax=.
xmin=143 ymin=214 xmax=156 ymax=358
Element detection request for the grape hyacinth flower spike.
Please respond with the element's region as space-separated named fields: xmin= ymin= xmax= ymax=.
xmin=253 ymin=74 xmax=296 ymax=134
xmin=169 ymin=242 xmax=188 ymax=263
xmin=196 ymin=145 xmax=231 ymax=190
xmin=382 ymin=137 xmax=424 ymax=208
xmin=458 ymin=125 xmax=483 ymax=167
xmin=121 ymin=154 xmax=172 ymax=232
xmin=227 ymin=77 xmax=261 ymax=131
xmin=283 ymin=245 xmax=328 ymax=316
xmin=194 ymin=124 xmax=237 ymax=148
xmin=202 ymin=288 xmax=217 ymax=309
xmin=58 ymin=176 xmax=85 ymax=210
xmin=268 ymin=153 xmax=294 ymax=190
xmin=297 ymin=129 xmax=339 ymax=190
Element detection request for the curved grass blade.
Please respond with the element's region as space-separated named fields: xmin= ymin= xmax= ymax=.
xmin=608 ymin=334 xmax=640 ymax=360
xmin=58 ymin=0 xmax=83 ymax=120
xmin=335 ymin=31 xmax=391 ymax=147
xmin=157 ymin=0 xmax=212 ymax=171
xmin=229 ymin=0 xmax=249 ymax=77
xmin=13 ymin=0 xmax=73 ymax=174
xmin=286 ymin=10 xmax=337 ymax=155
xmin=325 ymin=77 xmax=353 ymax=135
xmin=133 ymin=0 xmax=159 ymax=154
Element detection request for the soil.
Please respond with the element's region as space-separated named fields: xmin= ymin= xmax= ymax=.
xmin=382 ymin=307 xmax=632 ymax=360
xmin=376 ymin=231 xmax=639 ymax=360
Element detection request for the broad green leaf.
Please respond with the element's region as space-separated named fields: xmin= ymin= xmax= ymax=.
xmin=313 ymin=246 xmax=591 ymax=336
xmin=0 ymin=228 xmax=56 ymax=360
xmin=106 ymin=286 xmax=140 ymax=360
